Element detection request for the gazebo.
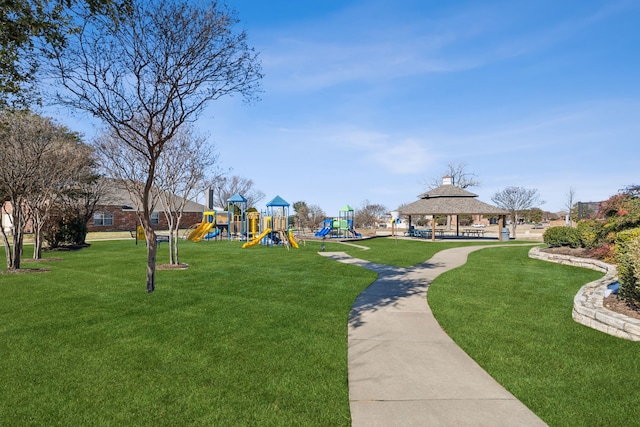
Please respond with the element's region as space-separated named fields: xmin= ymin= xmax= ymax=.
xmin=399 ymin=176 xmax=509 ymax=241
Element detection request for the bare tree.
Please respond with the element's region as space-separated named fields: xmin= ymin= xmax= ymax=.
xmin=355 ymin=200 xmax=387 ymax=229
xmin=292 ymin=201 xmax=310 ymax=232
xmin=425 ymin=162 xmax=480 ymax=230
xmin=94 ymin=129 xmax=158 ymax=213
xmin=0 ymin=111 xmax=86 ymax=267
xmin=565 ymin=186 xmax=576 ymax=226
xmin=27 ymin=131 xmax=94 ymax=258
xmin=492 ymin=186 xmax=544 ymax=238
xmin=308 ymin=204 xmax=326 ymax=232
xmin=54 ymin=170 xmax=108 ymax=246
xmin=427 ymin=162 xmax=480 ymax=189
xmin=48 ymin=0 xmax=262 ymax=292
xmin=291 ymin=201 xmax=325 ymax=233
xmin=0 ymin=111 xmax=45 ymax=269
xmin=156 ymin=126 xmax=217 ymax=265
xmin=207 ymin=175 xmax=265 ymax=210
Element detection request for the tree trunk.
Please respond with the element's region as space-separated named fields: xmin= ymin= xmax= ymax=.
xmin=171 ymin=231 xmax=179 ymax=265
xmin=12 ymin=230 xmax=22 ymax=269
xmin=168 ymin=233 xmax=175 ymax=264
xmin=33 ymin=217 xmax=43 ymax=259
xmin=145 ymin=227 xmax=157 ymax=293
xmin=33 ymin=231 xmax=42 ymax=259
xmin=1 ymin=232 xmax=13 ymax=269
xmin=173 ymin=216 xmax=182 ymax=265
xmin=7 ymin=208 xmax=24 ymax=270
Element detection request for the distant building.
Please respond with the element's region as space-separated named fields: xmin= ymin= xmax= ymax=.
xmin=576 ymin=201 xmax=603 ymax=220
xmin=89 ymin=181 xmax=206 ymax=232
xmin=1 ymin=179 xmax=207 ymax=234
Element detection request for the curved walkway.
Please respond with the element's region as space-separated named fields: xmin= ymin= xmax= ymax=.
xmin=320 ymin=245 xmax=546 ymax=427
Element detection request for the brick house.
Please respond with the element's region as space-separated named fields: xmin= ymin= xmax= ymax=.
xmin=88 ymin=182 xmax=206 ymax=232
xmin=2 ymin=185 xmax=205 ymax=235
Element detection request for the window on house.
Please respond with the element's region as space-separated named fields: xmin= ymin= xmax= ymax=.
xmin=151 ymin=212 xmax=159 ymax=225
xmin=93 ymin=212 xmax=114 ymax=226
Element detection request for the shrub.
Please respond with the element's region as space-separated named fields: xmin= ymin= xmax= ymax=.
xmin=43 ymin=216 xmax=88 ymax=248
xmin=543 ymin=226 xmax=581 ymax=248
xmin=576 ymin=220 xmax=605 ymax=249
xmin=600 ymin=191 xmax=640 ymax=233
xmin=614 ymin=227 xmax=640 ymax=258
xmin=588 ymin=243 xmax=615 ymax=262
xmin=618 ymin=235 xmax=640 ymax=308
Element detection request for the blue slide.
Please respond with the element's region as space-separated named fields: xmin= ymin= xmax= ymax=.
xmin=315 ymin=227 xmax=331 ymax=237
xmin=204 ymin=228 xmax=220 ymax=239
xmin=348 ymin=227 xmax=361 ymax=237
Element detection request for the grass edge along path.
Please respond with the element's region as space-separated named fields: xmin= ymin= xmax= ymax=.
xmin=335 ymin=236 xmax=528 ymax=267
xmin=428 ymin=245 xmax=639 ymax=426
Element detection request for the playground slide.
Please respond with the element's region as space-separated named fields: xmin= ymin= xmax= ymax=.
xmin=314 ymin=227 xmax=331 ymax=237
xmin=242 ymin=228 xmax=272 ymax=248
xmin=190 ymin=222 xmax=214 ymax=243
xmin=288 ymin=230 xmax=299 ymax=249
xmin=204 ymin=228 xmax=220 ymax=239
xmin=349 ymin=227 xmax=362 ymax=238
xmin=187 ymin=221 xmax=209 ymax=241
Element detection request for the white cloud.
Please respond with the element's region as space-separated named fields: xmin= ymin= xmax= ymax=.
xmin=365 ymin=139 xmax=433 ymax=175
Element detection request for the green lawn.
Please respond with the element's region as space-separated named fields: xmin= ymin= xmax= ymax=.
xmin=0 ymin=239 xmax=376 ymax=426
xmin=428 ymin=245 xmax=640 ymax=426
xmin=2 ymin=238 xmax=638 ymax=426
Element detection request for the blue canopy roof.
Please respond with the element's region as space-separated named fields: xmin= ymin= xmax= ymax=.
xmin=266 ymin=195 xmax=289 ymax=207
xmin=227 ymin=193 xmax=247 ymax=203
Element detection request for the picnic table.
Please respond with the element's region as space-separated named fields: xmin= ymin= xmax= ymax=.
xmin=404 ymin=228 xmax=448 ymax=238
xmin=462 ymin=228 xmax=485 ymax=237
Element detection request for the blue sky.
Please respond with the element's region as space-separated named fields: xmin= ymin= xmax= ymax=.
xmin=54 ymin=0 xmax=640 ymax=214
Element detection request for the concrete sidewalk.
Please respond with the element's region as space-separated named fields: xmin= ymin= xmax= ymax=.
xmin=320 ymin=245 xmax=547 ymax=427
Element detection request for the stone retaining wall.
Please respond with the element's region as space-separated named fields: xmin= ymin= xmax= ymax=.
xmin=529 ymin=247 xmax=640 ymax=341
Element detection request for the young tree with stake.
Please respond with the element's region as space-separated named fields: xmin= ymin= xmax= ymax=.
xmin=48 ymin=0 xmax=262 ymax=292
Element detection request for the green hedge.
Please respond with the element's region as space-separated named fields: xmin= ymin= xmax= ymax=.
xmin=615 ymin=228 xmax=640 ymax=308
xmin=576 ymin=220 xmax=605 ymax=249
xmin=543 ymin=226 xmax=581 ymax=248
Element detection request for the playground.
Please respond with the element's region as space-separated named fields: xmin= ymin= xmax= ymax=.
xmin=184 ymin=194 xmax=299 ymax=249
xmin=314 ymin=205 xmax=362 ymax=239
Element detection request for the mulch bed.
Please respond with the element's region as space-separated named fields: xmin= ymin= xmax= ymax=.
xmin=540 ymin=246 xmax=640 ymax=320
xmin=0 ymin=257 xmax=62 ymax=274
xmin=603 ymin=295 xmax=640 ymax=321
xmin=0 ymin=267 xmax=51 ymax=274
xmin=156 ymin=263 xmax=189 ymax=270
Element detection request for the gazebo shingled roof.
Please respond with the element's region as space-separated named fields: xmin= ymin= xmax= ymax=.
xmin=396 ymin=177 xmax=510 ymax=241
xmin=400 ymin=183 xmax=508 ymax=216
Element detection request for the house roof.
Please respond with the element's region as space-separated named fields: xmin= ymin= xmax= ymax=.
xmin=400 ymin=184 xmax=508 ymax=216
xmin=101 ymin=179 xmax=206 ymax=213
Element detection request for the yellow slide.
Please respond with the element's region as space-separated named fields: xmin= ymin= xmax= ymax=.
xmin=242 ymin=228 xmax=271 ymax=248
xmin=187 ymin=221 xmax=214 ymax=242
xmin=288 ymin=229 xmax=299 ymax=249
